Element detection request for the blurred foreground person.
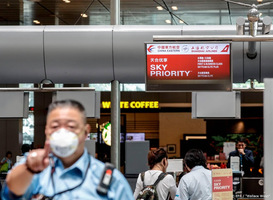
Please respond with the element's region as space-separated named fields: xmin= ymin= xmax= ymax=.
xmin=134 ymin=148 xmax=177 ymax=200
xmin=175 ymin=149 xmax=212 ymax=200
xmin=1 ymin=99 xmax=133 ymax=200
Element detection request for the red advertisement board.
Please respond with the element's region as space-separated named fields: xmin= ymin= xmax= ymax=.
xmin=212 ymin=169 xmax=233 ymax=200
xmin=145 ymin=42 xmax=232 ymax=91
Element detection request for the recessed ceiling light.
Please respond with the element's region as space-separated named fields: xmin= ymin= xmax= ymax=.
xmin=165 ymin=19 xmax=171 ymax=24
xmin=33 ymin=20 xmax=40 ymax=24
xmin=171 ymin=6 xmax=178 ymax=11
xmin=81 ymin=13 xmax=88 ymax=18
xmin=63 ymin=0 xmax=71 ymax=3
xmin=157 ymin=6 xmax=163 ymax=11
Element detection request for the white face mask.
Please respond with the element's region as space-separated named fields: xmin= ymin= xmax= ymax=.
xmin=50 ymin=128 xmax=79 ymax=158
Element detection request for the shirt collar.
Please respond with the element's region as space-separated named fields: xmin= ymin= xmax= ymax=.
xmin=191 ymin=165 xmax=205 ymax=171
xmin=53 ymin=148 xmax=90 ymax=178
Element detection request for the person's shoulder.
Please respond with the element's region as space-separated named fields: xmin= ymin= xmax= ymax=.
xmin=89 ymin=155 xmax=105 ymax=178
xmin=163 ymin=173 xmax=176 ymax=183
xmin=245 ymin=149 xmax=253 ymax=153
xmin=89 ymin=156 xmax=127 ymax=184
xmin=165 ymin=173 xmax=175 ymax=179
xmin=229 ymin=150 xmax=237 ymax=155
xmin=204 ymin=168 xmax=212 ymax=175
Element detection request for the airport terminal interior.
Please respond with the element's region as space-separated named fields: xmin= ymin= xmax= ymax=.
xmin=0 ymin=0 xmax=273 ymax=199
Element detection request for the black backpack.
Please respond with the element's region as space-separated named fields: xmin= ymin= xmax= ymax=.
xmin=136 ymin=172 xmax=167 ymax=200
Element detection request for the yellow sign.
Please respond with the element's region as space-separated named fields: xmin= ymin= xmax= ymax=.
xmin=102 ymin=101 xmax=159 ymax=109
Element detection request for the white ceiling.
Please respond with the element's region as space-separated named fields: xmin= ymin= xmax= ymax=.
xmin=1 ymin=0 xmax=273 ymax=26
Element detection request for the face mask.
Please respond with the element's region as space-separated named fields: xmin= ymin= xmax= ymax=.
xmin=50 ymin=128 xmax=79 ymax=158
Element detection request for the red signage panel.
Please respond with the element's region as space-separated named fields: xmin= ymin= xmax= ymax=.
xmin=145 ymin=42 xmax=232 ymax=91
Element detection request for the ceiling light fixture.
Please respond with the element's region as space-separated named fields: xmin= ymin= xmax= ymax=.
xmin=33 ymin=20 xmax=40 ymax=24
xmin=257 ymin=0 xmax=263 ymax=3
xmin=157 ymin=6 xmax=163 ymax=10
xmin=165 ymin=19 xmax=171 ymax=24
xmin=81 ymin=13 xmax=88 ymax=18
xmin=63 ymin=0 xmax=71 ymax=3
xmin=179 ymin=20 xmax=184 ymax=24
xmin=171 ymin=6 xmax=178 ymax=11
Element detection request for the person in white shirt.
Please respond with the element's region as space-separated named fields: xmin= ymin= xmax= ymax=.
xmin=175 ymin=149 xmax=212 ymax=200
xmin=134 ymin=148 xmax=177 ymax=200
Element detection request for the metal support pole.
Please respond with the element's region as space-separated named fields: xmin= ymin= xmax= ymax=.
xmin=247 ymin=21 xmax=258 ymax=59
xmin=110 ymin=0 xmax=120 ymax=169
xmin=110 ymin=0 xmax=120 ymax=25
xmin=247 ymin=41 xmax=257 ymax=59
xmin=111 ymin=80 xmax=120 ymax=170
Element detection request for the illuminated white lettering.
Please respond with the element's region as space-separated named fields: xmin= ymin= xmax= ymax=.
xmin=151 ymin=71 xmax=191 ymax=77
xmin=150 ymin=71 xmax=156 ymax=76
xmin=185 ymin=71 xmax=191 ymax=76
xmin=165 ymin=71 xmax=170 ymax=76
xmin=156 ymin=71 xmax=162 ymax=76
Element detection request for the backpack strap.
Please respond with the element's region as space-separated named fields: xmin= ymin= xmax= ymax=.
xmin=153 ymin=173 xmax=167 ymax=187
xmin=140 ymin=172 xmax=146 ymax=187
xmin=166 ymin=191 xmax=170 ymax=200
xmin=96 ymin=162 xmax=115 ymax=196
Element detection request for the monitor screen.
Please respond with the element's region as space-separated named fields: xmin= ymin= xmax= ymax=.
xmin=241 ymin=177 xmax=264 ymax=198
xmin=126 ymin=133 xmax=145 ymax=141
xmin=145 ymin=42 xmax=232 ymax=91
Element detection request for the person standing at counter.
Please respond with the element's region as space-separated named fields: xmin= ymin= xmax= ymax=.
xmin=134 ymin=148 xmax=177 ymax=200
xmin=1 ymin=99 xmax=134 ymax=200
xmin=227 ymin=137 xmax=254 ymax=177
xmin=175 ymin=149 xmax=212 ymax=200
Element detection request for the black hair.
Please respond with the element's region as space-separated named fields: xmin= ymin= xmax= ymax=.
xmin=5 ymin=151 xmax=12 ymax=157
xmin=21 ymin=144 xmax=31 ymax=154
xmin=47 ymin=99 xmax=86 ymax=122
xmin=184 ymin=149 xmax=207 ymax=169
xmin=237 ymin=137 xmax=247 ymax=144
xmin=148 ymin=148 xmax=168 ymax=169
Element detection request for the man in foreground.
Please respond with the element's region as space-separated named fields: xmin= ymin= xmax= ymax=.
xmin=1 ymin=99 xmax=134 ymax=200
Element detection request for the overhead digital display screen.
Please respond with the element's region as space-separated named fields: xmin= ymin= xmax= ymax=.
xmin=145 ymin=42 xmax=232 ymax=91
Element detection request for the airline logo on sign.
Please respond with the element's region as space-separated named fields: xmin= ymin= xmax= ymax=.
xmin=221 ymin=45 xmax=230 ymax=52
xmin=146 ymin=43 xmax=230 ymax=55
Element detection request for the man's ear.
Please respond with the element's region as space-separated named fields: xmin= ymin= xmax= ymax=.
xmin=185 ymin=164 xmax=191 ymax=172
xmin=85 ymin=124 xmax=91 ymax=136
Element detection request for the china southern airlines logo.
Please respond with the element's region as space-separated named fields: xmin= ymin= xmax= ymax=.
xmin=221 ymin=45 xmax=230 ymax=52
xmin=147 ymin=45 xmax=155 ymax=53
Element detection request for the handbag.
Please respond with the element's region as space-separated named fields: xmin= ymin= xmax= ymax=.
xmin=0 ymin=162 xmax=9 ymax=172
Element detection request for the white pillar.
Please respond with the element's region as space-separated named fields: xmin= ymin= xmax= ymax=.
xmin=264 ymin=78 xmax=273 ymax=199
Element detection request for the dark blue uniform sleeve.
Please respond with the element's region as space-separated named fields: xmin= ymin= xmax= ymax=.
xmin=243 ymin=149 xmax=254 ymax=166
